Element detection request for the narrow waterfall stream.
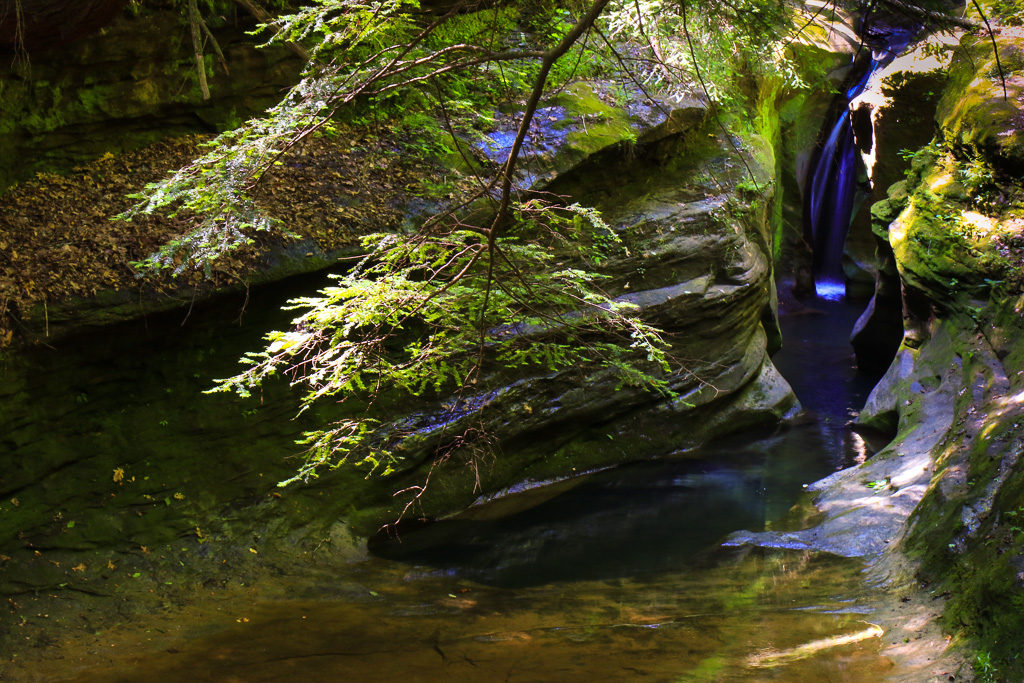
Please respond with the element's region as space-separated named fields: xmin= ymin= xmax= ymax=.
xmin=805 ymin=27 xmax=916 ymax=299
xmin=13 ymin=286 xmax=913 ymax=682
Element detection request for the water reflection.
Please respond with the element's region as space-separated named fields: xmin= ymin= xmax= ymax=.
xmin=63 ymin=548 xmax=892 ymax=683
xmin=772 ymin=292 xmax=884 ymax=470
xmin=372 ymin=454 xmax=773 ymax=587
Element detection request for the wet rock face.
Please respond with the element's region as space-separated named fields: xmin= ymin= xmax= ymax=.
xmin=850 ymin=179 xmax=908 ymax=372
xmin=845 ymin=45 xmax=947 ymax=372
xmin=0 ymin=0 xmax=129 ymax=51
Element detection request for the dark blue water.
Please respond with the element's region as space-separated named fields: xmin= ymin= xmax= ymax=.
xmin=370 ymin=291 xmax=881 ymax=587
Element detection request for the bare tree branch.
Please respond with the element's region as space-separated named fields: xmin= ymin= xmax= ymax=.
xmin=233 ymin=0 xmax=310 ymax=61
xmin=970 ymin=0 xmax=1006 ymax=101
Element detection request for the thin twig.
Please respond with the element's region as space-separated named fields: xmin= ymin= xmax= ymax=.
xmin=491 ymin=0 xmax=613 ymax=237
xmin=970 ymin=0 xmax=1006 ymax=101
xmin=199 ymin=17 xmax=229 ymax=75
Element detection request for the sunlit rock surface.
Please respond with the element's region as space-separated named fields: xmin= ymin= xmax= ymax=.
xmin=372 ymin=105 xmax=801 ymax=525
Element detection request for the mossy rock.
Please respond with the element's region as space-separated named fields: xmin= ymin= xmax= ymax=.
xmin=479 ymin=80 xmax=708 ymax=189
xmin=887 ymin=155 xmax=1011 ymax=305
xmin=0 ymin=9 xmax=302 ymax=193
xmin=937 ymin=33 xmax=1024 ymax=171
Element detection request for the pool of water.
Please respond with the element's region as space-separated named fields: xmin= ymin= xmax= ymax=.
xmin=59 ymin=547 xmax=893 ymax=682
xmin=5 ymin=287 xmax=902 ymax=681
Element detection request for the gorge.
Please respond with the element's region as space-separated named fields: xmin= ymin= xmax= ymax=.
xmin=2 ymin=0 xmax=1024 ymax=680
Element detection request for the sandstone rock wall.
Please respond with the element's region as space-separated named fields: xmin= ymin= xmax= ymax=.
xmin=0 ymin=3 xmax=835 ymax=617
xmin=853 ymin=27 xmax=1024 ymax=677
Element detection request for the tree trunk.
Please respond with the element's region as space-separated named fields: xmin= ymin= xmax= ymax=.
xmin=188 ymin=0 xmax=211 ymax=100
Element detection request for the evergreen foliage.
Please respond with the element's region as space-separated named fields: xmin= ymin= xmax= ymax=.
xmin=209 ymin=202 xmax=673 ymax=484
xmin=123 ymin=0 xmax=808 ymax=485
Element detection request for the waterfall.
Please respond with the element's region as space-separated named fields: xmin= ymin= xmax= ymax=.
xmin=805 ymin=27 xmax=916 ymax=300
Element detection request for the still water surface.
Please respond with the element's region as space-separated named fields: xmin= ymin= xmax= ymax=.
xmin=66 ymin=548 xmax=893 ymax=682
xmin=15 ymin=289 xmax=897 ymax=681
xmin=368 ymin=290 xmax=880 ymax=589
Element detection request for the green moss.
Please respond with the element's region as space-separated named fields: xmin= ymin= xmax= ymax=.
xmin=555 ymin=82 xmax=618 ymax=117
xmin=891 ymin=314 xmax=1024 ymax=679
xmin=937 ymin=34 xmax=1024 ymax=168
xmin=556 ymin=81 xmax=637 ymax=154
xmin=886 ymin=148 xmax=1014 ymax=309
